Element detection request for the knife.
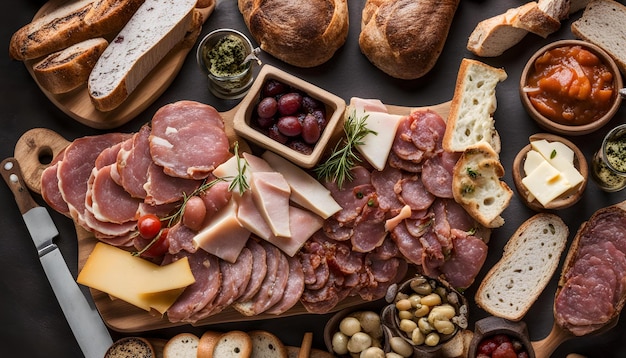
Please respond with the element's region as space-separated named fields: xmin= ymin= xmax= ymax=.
xmin=1 ymin=157 xmax=113 ymax=358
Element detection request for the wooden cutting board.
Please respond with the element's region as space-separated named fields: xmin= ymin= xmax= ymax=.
xmin=13 ymin=100 xmax=451 ymax=332
xmin=22 ymin=0 xmax=216 ymax=130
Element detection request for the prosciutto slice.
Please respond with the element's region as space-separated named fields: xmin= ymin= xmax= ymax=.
xmin=116 ymin=125 xmax=152 ymax=198
xmin=149 ymin=101 xmax=230 ymax=179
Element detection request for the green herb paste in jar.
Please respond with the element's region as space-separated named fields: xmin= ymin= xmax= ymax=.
xmin=605 ymin=134 xmax=626 ymax=173
xmin=205 ymin=34 xmax=248 ymax=77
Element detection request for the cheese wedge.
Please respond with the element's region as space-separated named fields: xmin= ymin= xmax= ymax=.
xmin=522 ymin=160 xmax=571 ymax=206
xmin=355 ymin=110 xmax=404 ymax=171
xmin=530 ymin=139 xmax=583 ymax=188
xmin=261 ymin=150 xmax=341 ymax=219
xmin=77 ymin=242 xmax=195 ymax=313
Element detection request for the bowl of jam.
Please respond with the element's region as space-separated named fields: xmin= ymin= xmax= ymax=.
xmin=520 ymin=39 xmax=622 ymax=135
xmin=468 ymin=316 xmax=535 ymax=358
xmin=233 ymin=65 xmax=346 ymax=168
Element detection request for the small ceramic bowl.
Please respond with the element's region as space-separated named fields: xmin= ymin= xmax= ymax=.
xmin=513 ymin=133 xmax=588 ymax=211
xmin=323 ymin=301 xmax=387 ymax=357
xmin=233 ymin=65 xmax=346 ymax=168
xmin=519 ymin=39 xmax=622 ymax=136
xmin=467 ymin=316 xmax=535 ymax=358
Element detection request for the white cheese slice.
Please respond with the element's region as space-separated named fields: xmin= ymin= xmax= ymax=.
xmin=77 ymin=242 xmax=195 ymax=313
xmin=521 ymin=160 xmax=571 ymax=206
xmin=261 ymin=150 xmax=342 ymax=219
xmin=192 ymin=198 xmax=251 ymax=263
xmin=355 ymin=111 xmax=404 ymax=171
xmin=250 ymin=171 xmax=291 ymax=237
xmin=523 ymin=149 xmax=545 ymax=176
xmin=531 ymin=139 xmax=583 ymax=188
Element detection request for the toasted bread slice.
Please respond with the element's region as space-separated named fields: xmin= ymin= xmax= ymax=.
xmin=249 ymin=330 xmax=288 ymax=358
xmin=475 ymin=213 xmax=569 ymax=321
xmin=452 ymin=142 xmax=512 ymax=228
xmin=443 ymin=59 xmax=507 ymax=153
xmin=197 ymin=331 xmax=222 ymax=358
xmin=163 ymin=332 xmax=199 ymax=358
xmin=212 ymin=331 xmax=253 ymax=358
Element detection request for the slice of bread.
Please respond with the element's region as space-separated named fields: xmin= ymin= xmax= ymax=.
xmin=163 ymin=332 xmax=199 ymax=358
xmin=571 ymin=0 xmax=626 ymax=76
xmin=33 ymin=37 xmax=108 ymax=94
xmin=87 ymin=0 xmax=197 ymax=111
xmin=249 ymin=330 xmax=288 ymax=358
xmin=443 ymin=59 xmax=507 ymax=153
xmin=538 ymin=0 xmax=571 ymax=20
xmin=105 ymin=337 xmax=155 ymax=358
xmin=212 ymin=331 xmax=253 ymax=358
xmin=475 ymin=213 xmax=569 ymax=321
xmin=452 ymin=142 xmax=512 ymax=228
xmin=513 ymin=2 xmax=561 ymax=38
xmin=197 ymin=331 xmax=222 ymax=358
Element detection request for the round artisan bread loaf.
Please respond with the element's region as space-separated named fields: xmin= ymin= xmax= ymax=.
xmin=475 ymin=213 xmax=569 ymax=321
xmin=237 ymin=0 xmax=349 ymax=68
xmin=104 ymin=337 xmax=155 ymax=358
xmin=211 ymin=330 xmax=253 ymax=358
xmin=163 ymin=332 xmax=199 ymax=358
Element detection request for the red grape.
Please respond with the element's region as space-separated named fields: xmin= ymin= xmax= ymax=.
xmin=302 ymin=114 xmax=321 ymax=144
xmin=268 ymin=125 xmax=288 ymax=144
xmin=278 ymin=92 xmax=302 ymax=115
xmin=263 ymin=79 xmax=287 ymax=97
xmin=257 ymin=97 xmax=278 ymax=118
xmin=255 ymin=115 xmax=275 ymax=129
xmin=277 ymin=116 xmax=302 ymax=136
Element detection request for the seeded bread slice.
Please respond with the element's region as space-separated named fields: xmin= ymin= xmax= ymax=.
xmin=105 ymin=337 xmax=155 ymax=358
xmin=452 ymin=142 xmax=512 ymax=228
xmin=475 ymin=213 xmax=569 ymax=321
xmin=443 ymin=59 xmax=507 ymax=153
xmin=571 ymin=0 xmax=626 ymax=76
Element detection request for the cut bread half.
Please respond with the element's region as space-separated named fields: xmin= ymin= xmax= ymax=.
xmin=475 ymin=213 xmax=569 ymax=321
xmin=452 ymin=142 xmax=512 ymax=228
xmin=571 ymin=0 xmax=626 ymax=76
xmin=443 ymin=59 xmax=507 ymax=153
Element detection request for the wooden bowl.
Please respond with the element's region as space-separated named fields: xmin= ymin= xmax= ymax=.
xmin=519 ymin=39 xmax=622 ymax=136
xmin=233 ymin=65 xmax=346 ymax=168
xmin=467 ymin=316 xmax=535 ymax=358
xmin=513 ymin=133 xmax=588 ymax=211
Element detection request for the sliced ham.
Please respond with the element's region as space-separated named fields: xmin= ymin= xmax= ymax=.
xmin=116 ymin=125 xmax=152 ymax=198
xmin=90 ymin=165 xmax=142 ymax=224
xmin=41 ymin=162 xmax=69 ymax=215
xmin=149 ymin=101 xmax=230 ymax=179
xmin=144 ymin=162 xmax=201 ymax=205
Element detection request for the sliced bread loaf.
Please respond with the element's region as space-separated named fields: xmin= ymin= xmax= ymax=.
xmin=443 ymin=59 xmax=507 ymax=153
xmin=571 ymin=0 xmax=626 ymax=76
xmin=105 ymin=337 xmax=155 ymax=358
xmin=163 ymin=332 xmax=199 ymax=358
xmin=87 ymin=0 xmax=197 ymax=111
xmin=33 ymin=37 xmax=108 ymax=94
xmin=475 ymin=213 xmax=568 ymax=321
xmin=249 ymin=330 xmax=288 ymax=358
xmin=211 ymin=331 xmax=253 ymax=358
xmin=452 ymin=142 xmax=512 ymax=228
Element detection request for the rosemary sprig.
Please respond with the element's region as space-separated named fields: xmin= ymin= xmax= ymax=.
xmin=227 ymin=141 xmax=250 ymax=194
xmin=314 ymin=109 xmax=376 ymax=189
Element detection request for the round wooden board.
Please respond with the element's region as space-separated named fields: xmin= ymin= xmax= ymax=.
xmin=23 ymin=0 xmax=215 ymax=129
xmin=13 ymin=100 xmax=451 ymax=332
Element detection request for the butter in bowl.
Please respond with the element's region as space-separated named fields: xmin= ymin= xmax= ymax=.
xmin=512 ymin=133 xmax=588 ymax=211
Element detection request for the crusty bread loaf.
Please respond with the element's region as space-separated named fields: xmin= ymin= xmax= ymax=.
xmin=33 ymin=37 xmax=108 ymax=94
xmin=212 ymin=331 xmax=253 ymax=358
xmin=163 ymin=332 xmax=199 ymax=358
xmin=105 ymin=337 xmax=155 ymax=358
xmin=452 ymin=142 xmax=512 ymax=228
xmin=9 ymin=0 xmax=143 ymax=61
xmin=359 ymin=0 xmax=460 ymax=79
xmin=249 ymin=330 xmax=288 ymax=358
xmin=538 ymin=0 xmax=571 ymax=20
xmin=475 ymin=213 xmax=569 ymax=321
xmin=87 ymin=0 xmax=197 ymax=111
xmin=443 ymin=59 xmax=507 ymax=154
xmin=238 ymin=0 xmax=348 ymax=68
xmin=571 ymin=0 xmax=626 ymax=76
xmin=513 ymin=1 xmax=561 ymax=37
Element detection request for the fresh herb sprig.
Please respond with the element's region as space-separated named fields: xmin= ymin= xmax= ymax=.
xmin=226 ymin=141 xmax=250 ymax=194
xmin=314 ymin=109 xmax=376 ymax=189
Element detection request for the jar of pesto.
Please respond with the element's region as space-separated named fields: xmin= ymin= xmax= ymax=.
xmin=196 ymin=29 xmax=259 ymax=99
xmin=591 ymin=123 xmax=626 ymax=192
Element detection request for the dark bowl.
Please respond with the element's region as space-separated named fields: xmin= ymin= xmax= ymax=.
xmin=468 ymin=316 xmax=535 ymax=358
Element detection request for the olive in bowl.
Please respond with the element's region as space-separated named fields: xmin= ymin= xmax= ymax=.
xmin=233 ymin=65 xmax=346 ymax=168
xmin=519 ymin=39 xmax=622 ymax=136
xmin=323 ymin=302 xmax=387 ymax=358
xmin=380 ymin=274 xmax=469 ymax=357
xmin=512 ymin=133 xmax=588 ymax=211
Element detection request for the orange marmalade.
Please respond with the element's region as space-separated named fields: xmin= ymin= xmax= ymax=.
xmin=524 ymin=45 xmax=616 ymax=126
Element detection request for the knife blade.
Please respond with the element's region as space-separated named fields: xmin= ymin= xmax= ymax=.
xmin=1 ymin=157 xmax=113 ymax=358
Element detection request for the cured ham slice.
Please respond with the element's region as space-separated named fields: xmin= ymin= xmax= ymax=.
xmin=236 ymin=239 xmax=267 ymax=302
xmin=265 ymin=254 xmax=305 ymax=315
xmin=116 ymin=125 xmax=152 ymax=199
xmin=41 ymin=162 xmax=69 ymax=216
xmin=149 ymin=101 xmax=230 ymax=180
xmin=144 ymin=162 xmax=201 ymax=205
xmin=90 ymin=165 xmax=142 ymax=224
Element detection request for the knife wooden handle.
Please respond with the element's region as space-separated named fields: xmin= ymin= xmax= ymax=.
xmin=1 ymin=157 xmax=39 ymax=215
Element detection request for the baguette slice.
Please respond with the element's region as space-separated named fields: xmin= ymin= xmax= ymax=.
xmin=452 ymin=142 xmax=512 ymax=228
xmin=197 ymin=331 xmax=222 ymax=358
xmin=33 ymin=37 xmax=108 ymax=94
xmin=443 ymin=59 xmax=507 ymax=153
xmin=87 ymin=0 xmax=197 ymax=111
xmin=571 ymin=0 xmax=626 ymax=76
xmin=249 ymin=330 xmax=288 ymax=358
xmin=105 ymin=337 xmax=155 ymax=358
xmin=9 ymin=0 xmax=143 ymax=61
xmin=212 ymin=331 xmax=253 ymax=358
xmin=163 ymin=332 xmax=199 ymax=358
xmin=475 ymin=213 xmax=569 ymax=321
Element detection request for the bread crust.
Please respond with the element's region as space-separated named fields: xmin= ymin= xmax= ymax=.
xmin=359 ymin=0 xmax=460 ymax=79
xmin=238 ymin=0 xmax=349 ymax=68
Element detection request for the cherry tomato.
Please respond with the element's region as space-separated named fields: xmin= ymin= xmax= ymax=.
xmin=138 ymin=214 xmax=162 ymax=239
xmin=141 ymin=228 xmax=170 ymax=258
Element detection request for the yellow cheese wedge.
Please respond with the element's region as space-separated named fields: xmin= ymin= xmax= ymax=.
xmin=530 ymin=140 xmax=583 ymax=188
xmin=521 ymin=160 xmax=571 ymax=206
xmin=261 ymin=150 xmax=342 ymax=219
xmin=193 ymin=198 xmax=251 ymax=263
xmin=77 ymin=242 xmax=195 ymax=313
xmin=355 ymin=110 xmax=403 ymax=171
